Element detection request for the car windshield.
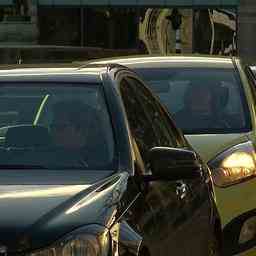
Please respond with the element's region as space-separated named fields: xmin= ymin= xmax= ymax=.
xmin=0 ymin=95 xmax=43 ymax=128
xmin=0 ymin=83 xmax=116 ymax=170
xmin=136 ymin=67 xmax=251 ymax=134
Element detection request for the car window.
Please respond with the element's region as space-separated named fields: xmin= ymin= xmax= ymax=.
xmin=136 ymin=67 xmax=251 ymax=134
xmin=119 ymin=78 xmax=158 ymax=164
xmin=126 ymin=77 xmax=178 ymax=147
xmin=0 ymin=95 xmax=45 ymax=129
xmin=0 ymin=83 xmax=116 ymax=170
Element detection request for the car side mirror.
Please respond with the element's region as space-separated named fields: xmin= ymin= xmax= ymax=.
xmin=148 ymin=147 xmax=202 ymax=181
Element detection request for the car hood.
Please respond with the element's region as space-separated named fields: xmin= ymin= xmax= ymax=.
xmin=0 ymin=171 xmax=128 ymax=253
xmin=185 ymin=133 xmax=249 ymax=163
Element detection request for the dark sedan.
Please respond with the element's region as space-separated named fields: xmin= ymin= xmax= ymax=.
xmin=0 ymin=63 xmax=220 ymax=256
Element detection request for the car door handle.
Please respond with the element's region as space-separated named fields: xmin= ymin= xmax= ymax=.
xmin=176 ymin=182 xmax=188 ymax=200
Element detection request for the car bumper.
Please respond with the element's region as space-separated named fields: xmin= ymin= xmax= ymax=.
xmin=215 ymin=178 xmax=256 ymax=255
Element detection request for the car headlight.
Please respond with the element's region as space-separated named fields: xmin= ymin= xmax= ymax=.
xmin=29 ymin=227 xmax=109 ymax=256
xmin=208 ymin=141 xmax=256 ymax=188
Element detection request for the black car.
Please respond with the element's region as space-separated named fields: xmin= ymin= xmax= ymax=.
xmin=0 ymin=63 xmax=220 ymax=256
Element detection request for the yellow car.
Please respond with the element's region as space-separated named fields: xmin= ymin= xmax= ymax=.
xmin=92 ymin=56 xmax=256 ymax=255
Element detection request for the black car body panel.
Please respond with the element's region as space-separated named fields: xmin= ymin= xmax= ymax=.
xmin=0 ymin=172 xmax=128 ymax=252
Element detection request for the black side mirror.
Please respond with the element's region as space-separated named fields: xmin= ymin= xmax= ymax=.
xmin=148 ymin=147 xmax=202 ymax=181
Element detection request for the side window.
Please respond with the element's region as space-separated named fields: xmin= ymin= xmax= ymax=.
xmin=126 ymin=77 xmax=177 ymax=147
xmin=119 ymin=78 xmax=158 ymax=163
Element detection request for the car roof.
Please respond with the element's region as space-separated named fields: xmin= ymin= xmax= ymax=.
xmin=88 ymin=55 xmax=235 ymax=69
xmin=0 ymin=63 xmax=116 ymax=83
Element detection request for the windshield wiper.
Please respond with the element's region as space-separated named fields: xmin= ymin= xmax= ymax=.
xmin=0 ymin=164 xmax=49 ymax=169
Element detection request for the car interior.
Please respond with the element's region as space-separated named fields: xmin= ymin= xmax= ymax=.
xmin=0 ymin=104 xmax=113 ymax=169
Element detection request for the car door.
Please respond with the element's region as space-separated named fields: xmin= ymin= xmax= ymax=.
xmin=117 ymin=76 xmax=191 ymax=256
xmin=118 ymin=75 xmax=215 ymax=256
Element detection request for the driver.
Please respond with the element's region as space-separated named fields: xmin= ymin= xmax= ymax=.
xmin=50 ymin=100 xmax=90 ymax=167
xmin=173 ymin=84 xmax=214 ymax=129
xmin=51 ymin=100 xmax=89 ymax=150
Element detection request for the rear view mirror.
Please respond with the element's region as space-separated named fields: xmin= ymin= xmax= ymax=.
xmin=148 ymin=147 xmax=202 ymax=181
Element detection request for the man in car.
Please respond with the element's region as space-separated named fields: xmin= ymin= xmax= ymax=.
xmin=50 ymin=99 xmax=110 ymax=168
xmin=174 ymin=83 xmax=214 ymax=128
xmin=174 ymin=83 xmax=229 ymax=130
xmin=51 ymin=100 xmax=88 ymax=150
xmin=50 ymin=100 xmax=90 ymax=167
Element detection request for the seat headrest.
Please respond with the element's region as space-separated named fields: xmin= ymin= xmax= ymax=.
xmin=5 ymin=125 xmax=51 ymax=148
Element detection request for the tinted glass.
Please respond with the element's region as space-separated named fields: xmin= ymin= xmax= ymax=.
xmin=0 ymin=83 xmax=115 ymax=170
xmin=120 ymin=79 xmax=157 ymax=163
xmin=126 ymin=77 xmax=177 ymax=147
xmin=136 ymin=67 xmax=251 ymax=134
xmin=0 ymin=95 xmax=44 ymax=128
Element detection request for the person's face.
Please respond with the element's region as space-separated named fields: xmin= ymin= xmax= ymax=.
xmin=51 ymin=113 xmax=85 ymax=150
xmin=188 ymin=88 xmax=212 ymax=114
